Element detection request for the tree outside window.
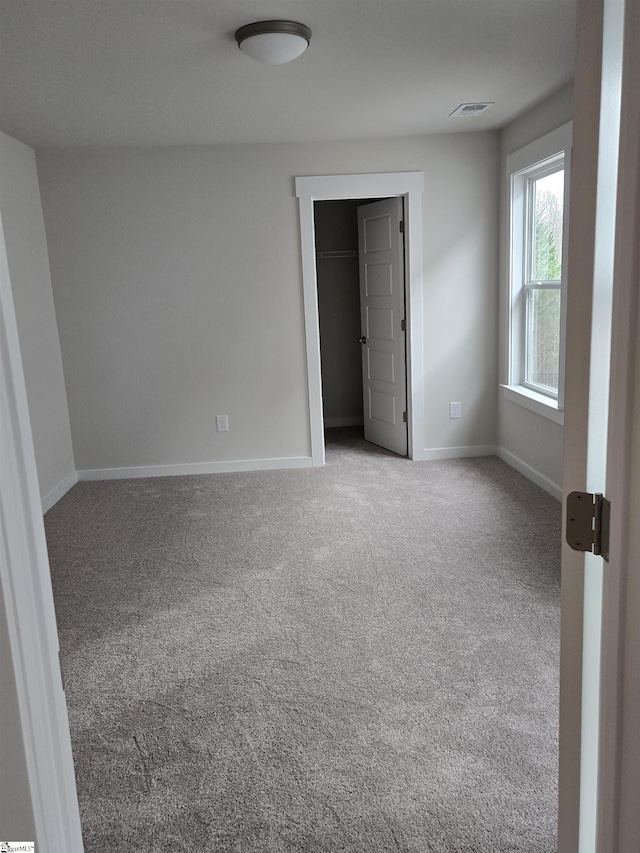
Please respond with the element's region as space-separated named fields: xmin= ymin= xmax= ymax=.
xmin=525 ymin=166 xmax=564 ymax=397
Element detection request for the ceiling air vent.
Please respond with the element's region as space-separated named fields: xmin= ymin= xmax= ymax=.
xmin=449 ymin=102 xmax=494 ymax=117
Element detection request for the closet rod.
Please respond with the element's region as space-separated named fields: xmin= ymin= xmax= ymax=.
xmin=315 ymin=249 xmax=359 ymax=259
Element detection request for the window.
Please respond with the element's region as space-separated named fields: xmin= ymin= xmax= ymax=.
xmin=505 ymin=123 xmax=572 ymax=423
xmin=524 ymin=161 xmax=564 ymax=396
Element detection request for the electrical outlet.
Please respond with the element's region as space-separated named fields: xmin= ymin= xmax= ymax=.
xmin=449 ymin=402 xmax=462 ymax=419
xmin=216 ymin=415 xmax=229 ymax=433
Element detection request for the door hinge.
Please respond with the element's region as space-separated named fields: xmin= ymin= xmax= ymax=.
xmin=401 ymin=318 xmax=406 ymax=332
xmin=402 ymin=411 xmax=407 ymax=423
xmin=566 ymin=491 xmax=610 ymax=562
xmin=399 ymin=220 xmax=405 ymax=234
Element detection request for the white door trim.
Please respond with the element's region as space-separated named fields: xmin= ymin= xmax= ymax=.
xmin=560 ymin=0 xmax=629 ymax=849
xmin=0 ymin=217 xmax=84 ymax=849
xmin=577 ymin=0 xmax=625 ymax=845
xmin=597 ymin=0 xmax=640 ymax=846
xmin=295 ymin=172 xmax=425 ymax=465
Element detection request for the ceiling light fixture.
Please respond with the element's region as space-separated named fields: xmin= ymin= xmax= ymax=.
xmin=235 ymin=20 xmax=312 ymax=65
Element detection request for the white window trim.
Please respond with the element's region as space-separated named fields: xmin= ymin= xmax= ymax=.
xmin=504 ymin=121 xmax=572 ymax=425
xmin=500 ymin=383 xmax=564 ymax=425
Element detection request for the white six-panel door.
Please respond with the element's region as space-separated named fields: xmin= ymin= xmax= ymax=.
xmin=357 ymin=197 xmax=407 ymax=456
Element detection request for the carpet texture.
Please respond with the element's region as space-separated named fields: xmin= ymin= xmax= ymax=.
xmin=45 ymin=430 xmax=561 ymax=852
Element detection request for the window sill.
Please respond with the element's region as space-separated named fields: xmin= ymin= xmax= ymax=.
xmin=500 ymin=384 xmax=564 ymax=425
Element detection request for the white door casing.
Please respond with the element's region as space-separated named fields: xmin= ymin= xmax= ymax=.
xmin=357 ymin=197 xmax=407 ymax=456
xmin=295 ymin=172 xmax=425 ymax=466
xmin=0 ymin=216 xmax=84 ymax=849
xmin=559 ymin=0 xmax=632 ymax=850
xmin=596 ymin=0 xmax=640 ymax=847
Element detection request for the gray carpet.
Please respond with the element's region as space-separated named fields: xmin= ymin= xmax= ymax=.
xmin=45 ymin=429 xmax=561 ymax=852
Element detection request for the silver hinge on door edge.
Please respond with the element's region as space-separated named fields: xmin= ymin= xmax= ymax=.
xmin=566 ymin=491 xmax=611 ymax=562
xmin=403 ymin=411 xmax=407 ymax=423
xmin=399 ymin=220 xmax=405 ymax=233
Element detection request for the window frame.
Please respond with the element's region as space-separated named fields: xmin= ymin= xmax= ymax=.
xmin=504 ymin=122 xmax=572 ymax=424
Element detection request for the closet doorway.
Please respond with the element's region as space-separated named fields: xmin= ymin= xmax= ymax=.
xmin=295 ymin=170 xmax=425 ymax=467
xmin=315 ymin=197 xmax=408 ymax=456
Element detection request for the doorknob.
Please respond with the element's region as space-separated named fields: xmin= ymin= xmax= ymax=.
xmin=358 ymin=336 xmax=367 ymax=344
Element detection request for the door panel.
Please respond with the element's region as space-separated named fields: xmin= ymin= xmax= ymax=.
xmin=366 ymin=306 xmax=394 ymax=340
xmin=358 ymin=198 xmax=407 ymax=456
xmin=368 ymin=349 xmax=395 ymax=384
xmin=364 ymin=262 xmax=393 ymax=296
xmin=368 ymin=387 xmax=396 ymax=425
xmin=362 ymin=214 xmax=392 ymax=252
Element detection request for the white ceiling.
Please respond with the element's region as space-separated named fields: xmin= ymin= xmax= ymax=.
xmin=0 ymin=0 xmax=576 ymax=148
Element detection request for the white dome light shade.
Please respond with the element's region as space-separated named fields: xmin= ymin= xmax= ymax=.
xmin=239 ymin=32 xmax=308 ymax=64
xmin=235 ymin=21 xmax=311 ymax=65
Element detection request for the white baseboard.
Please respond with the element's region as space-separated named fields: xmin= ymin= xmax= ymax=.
xmin=42 ymin=471 xmax=78 ymax=514
xmin=325 ymin=417 xmax=364 ymax=429
xmin=77 ymin=456 xmax=314 ymax=481
xmin=497 ymin=447 xmax=562 ymax=502
xmin=417 ymin=444 xmax=497 ymax=461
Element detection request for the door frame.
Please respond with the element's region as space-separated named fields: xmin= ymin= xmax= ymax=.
xmin=596 ymin=0 xmax=640 ymax=846
xmin=0 ymin=218 xmax=84 ymax=849
xmin=295 ymin=172 xmax=424 ymax=465
xmin=560 ymin=0 xmax=637 ymax=850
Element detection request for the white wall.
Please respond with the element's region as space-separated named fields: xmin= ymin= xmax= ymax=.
xmin=0 ymin=132 xmax=75 ymax=509
xmin=498 ymin=83 xmax=574 ymax=497
xmin=315 ymin=200 xmax=363 ymax=428
xmin=37 ymin=133 xmax=499 ymax=474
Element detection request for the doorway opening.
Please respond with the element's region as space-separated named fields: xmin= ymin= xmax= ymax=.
xmin=295 ymin=171 xmax=425 ymax=467
xmin=314 ymin=197 xmax=408 ymax=457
